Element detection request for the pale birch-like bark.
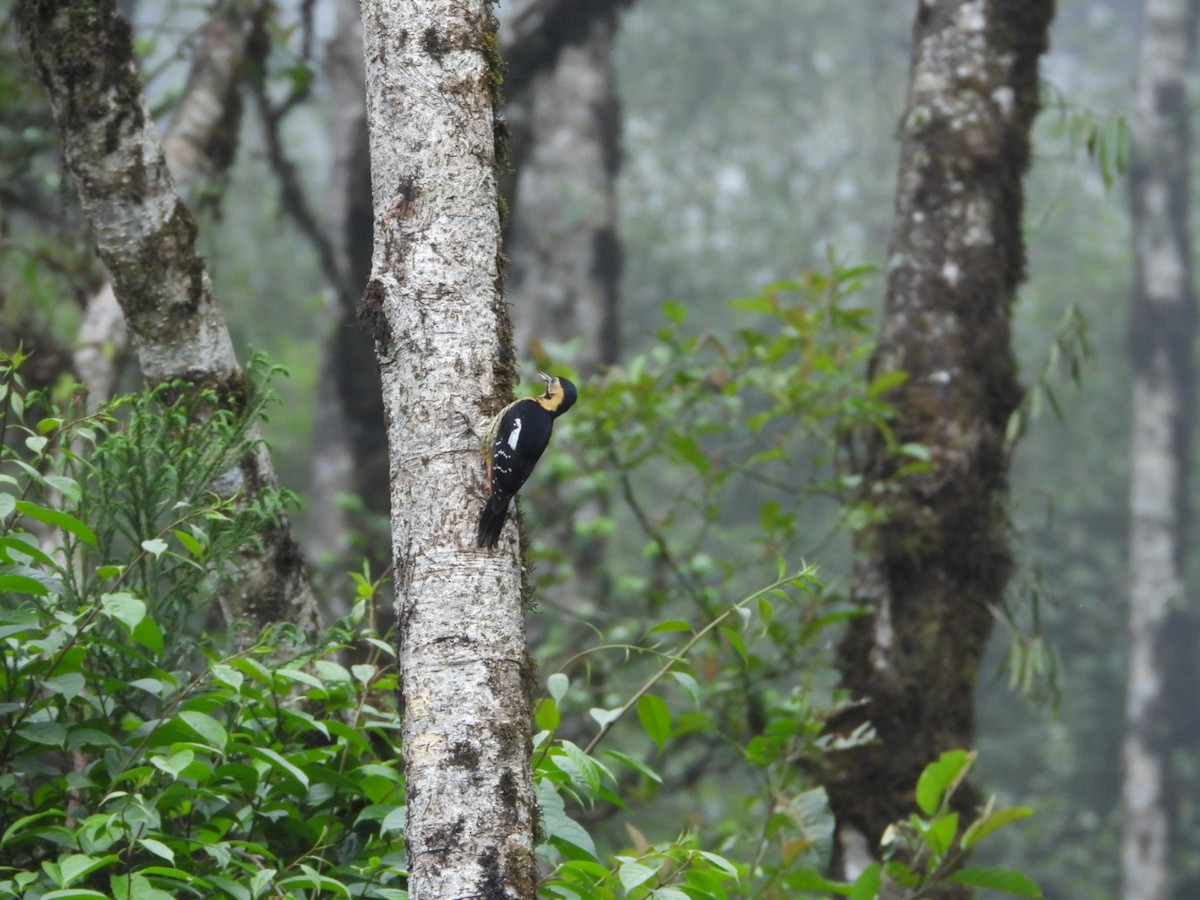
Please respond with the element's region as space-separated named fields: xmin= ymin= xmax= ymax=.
xmin=73 ymin=7 xmax=254 ymax=408
xmin=1122 ymin=0 xmax=1197 ymax=896
xmin=823 ymin=1 xmax=1053 ymax=888
xmin=359 ymin=2 xmax=536 ymax=898
xmin=17 ymin=0 xmax=320 ymax=637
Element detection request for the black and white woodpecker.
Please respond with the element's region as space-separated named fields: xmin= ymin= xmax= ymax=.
xmin=477 ymin=372 xmax=577 ymax=549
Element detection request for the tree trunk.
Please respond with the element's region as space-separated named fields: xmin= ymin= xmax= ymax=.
xmin=73 ymin=6 xmax=254 ymax=408
xmin=501 ymin=7 xmax=622 ymax=615
xmin=359 ymin=2 xmax=537 ymax=898
xmin=16 ymin=0 xmax=320 ymax=638
xmin=505 ymin=10 xmax=621 ymax=375
xmin=823 ymin=0 xmax=1054 ymax=883
xmin=499 ymin=0 xmax=633 ymax=90
xmin=1122 ymin=0 xmax=1198 ymax=897
xmin=305 ymin=1 xmax=388 ymax=581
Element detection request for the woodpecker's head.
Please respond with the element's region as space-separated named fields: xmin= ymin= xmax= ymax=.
xmin=536 ymin=372 xmax=577 ymax=417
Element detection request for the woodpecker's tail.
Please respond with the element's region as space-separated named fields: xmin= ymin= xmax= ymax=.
xmin=477 ymin=494 xmax=511 ymax=548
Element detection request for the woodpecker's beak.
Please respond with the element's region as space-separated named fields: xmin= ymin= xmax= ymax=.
xmin=537 ymin=371 xmax=554 ymax=386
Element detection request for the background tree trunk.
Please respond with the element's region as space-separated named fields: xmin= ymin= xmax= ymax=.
xmin=73 ymin=6 xmax=255 ymax=408
xmin=822 ymin=0 xmax=1054 ymax=885
xmin=504 ymin=10 xmax=621 ymax=375
xmin=16 ymin=0 xmax=319 ymax=638
xmin=305 ymin=1 xmax=389 ymax=589
xmin=359 ymin=2 xmax=537 ymax=897
xmin=1122 ymin=0 xmax=1198 ymax=897
xmin=501 ymin=5 xmax=623 ymax=615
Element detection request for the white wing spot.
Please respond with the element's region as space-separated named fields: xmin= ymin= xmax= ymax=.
xmin=507 ymin=417 xmax=522 ymax=450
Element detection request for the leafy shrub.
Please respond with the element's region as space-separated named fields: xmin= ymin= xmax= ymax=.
xmin=0 ymin=352 xmax=406 ymax=899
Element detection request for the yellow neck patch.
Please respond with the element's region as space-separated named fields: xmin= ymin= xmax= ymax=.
xmin=536 ymin=381 xmax=564 ymax=412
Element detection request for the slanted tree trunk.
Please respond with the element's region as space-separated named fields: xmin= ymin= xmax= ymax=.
xmin=16 ymin=0 xmax=319 ymax=637
xmin=74 ymin=6 xmax=255 ymax=408
xmin=1122 ymin=0 xmax=1198 ymax=897
xmin=822 ymin=0 xmax=1054 ymax=885
xmin=359 ymin=2 xmax=536 ymax=897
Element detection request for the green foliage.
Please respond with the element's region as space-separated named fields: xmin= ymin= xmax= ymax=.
xmin=0 ymin=353 xmax=406 ymax=899
xmin=541 ymin=262 xmax=894 ymax=598
xmin=871 ymin=751 xmax=1041 ymax=899
xmin=1041 ymin=84 xmax=1131 ymax=191
xmin=0 ymin=260 xmax=1051 ymax=900
xmin=522 ymin=269 xmax=1044 ymax=898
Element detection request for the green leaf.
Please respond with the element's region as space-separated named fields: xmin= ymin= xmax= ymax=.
xmin=536 ymin=778 xmax=596 ymax=857
xmin=244 ymin=744 xmax=309 ymax=788
xmin=111 ymin=874 xmax=176 ymax=900
xmin=314 ymin=659 xmax=352 ymax=683
xmin=100 ymin=592 xmax=146 ymax=632
xmin=150 ymin=749 xmax=195 ymax=779
xmin=636 ymin=694 xmax=671 ymax=751
xmin=662 ymin=298 xmax=688 ymax=323
xmin=137 ymin=838 xmax=175 ymax=862
xmin=172 ymin=529 xmax=205 ymax=559
xmin=720 ymin=626 xmax=750 ymax=666
xmin=59 ymin=854 xmax=117 ymax=887
xmin=131 ymin=616 xmax=163 ymax=653
xmin=41 ymin=891 xmax=110 ymax=900
xmin=589 ymin=707 xmax=621 ymax=729
xmin=534 ymin=697 xmax=560 ymax=732
xmin=0 ymin=493 xmax=16 ymax=521
xmin=42 ymin=673 xmax=86 ymax=700
xmin=17 ymin=720 xmax=67 ymax=747
xmin=962 ymin=806 xmax=1035 ymax=849
xmin=867 ymin=369 xmax=908 ymax=397
xmin=1 ymin=809 xmax=66 ymax=847
xmin=206 ymin=875 xmax=251 ymax=900
xmin=948 ymin=865 xmax=1042 ymax=898
xmin=0 ymin=573 xmax=49 ymax=596
xmin=919 ymin=812 xmax=958 ymax=859
xmin=381 ymin=806 xmax=407 ymax=836
xmin=277 ymin=869 xmax=351 ymax=899
xmin=178 ymin=710 xmax=228 ymax=750
xmin=785 ymin=868 xmax=852 ymax=895
xmin=697 ymin=850 xmax=739 ymax=879
xmin=646 ymin=619 xmax=695 ymax=636
xmin=547 ymin=672 xmax=569 ymax=703
xmin=276 ymin=667 xmax=325 ymax=690
xmin=916 ymin=749 xmax=973 ymax=815
xmin=603 ymin=749 xmax=663 ymax=784
xmin=14 ymin=500 xmax=96 ymax=546
xmin=210 ymin=664 xmax=244 ymax=691
xmin=730 ymin=293 xmax=776 ymax=314
xmin=670 ymin=671 xmax=702 ymax=706
xmin=560 ymin=740 xmax=606 ymax=795
xmin=140 ymin=538 xmax=169 ymax=557
xmin=618 ymin=861 xmax=658 ymax=891
xmin=667 ymin=433 xmax=709 ymax=474
xmin=848 ymin=862 xmax=880 ymax=900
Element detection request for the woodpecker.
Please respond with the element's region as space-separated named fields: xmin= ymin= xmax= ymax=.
xmin=477 ymin=372 xmax=577 ymax=549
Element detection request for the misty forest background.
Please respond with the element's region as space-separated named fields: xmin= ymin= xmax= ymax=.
xmin=0 ymin=0 xmax=1186 ymax=897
